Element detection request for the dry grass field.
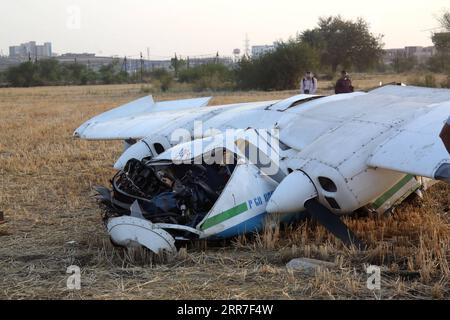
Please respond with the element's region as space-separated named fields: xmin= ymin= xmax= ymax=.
xmin=1 ymin=74 xmax=450 ymax=299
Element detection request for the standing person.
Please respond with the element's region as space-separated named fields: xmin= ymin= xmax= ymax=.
xmin=335 ymin=70 xmax=354 ymax=94
xmin=300 ymin=71 xmax=318 ymax=94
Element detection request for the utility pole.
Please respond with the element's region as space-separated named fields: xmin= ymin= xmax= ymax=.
xmin=122 ymin=56 xmax=128 ymax=73
xmin=173 ymin=52 xmax=178 ymax=77
xmin=140 ymin=52 xmax=144 ymax=82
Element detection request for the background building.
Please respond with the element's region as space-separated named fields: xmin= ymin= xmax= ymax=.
xmin=9 ymin=41 xmax=52 ymax=59
xmin=251 ymin=44 xmax=276 ymax=58
xmin=383 ymin=46 xmax=436 ymax=65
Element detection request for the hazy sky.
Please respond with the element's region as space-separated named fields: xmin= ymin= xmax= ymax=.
xmin=1 ymin=0 xmax=448 ymax=59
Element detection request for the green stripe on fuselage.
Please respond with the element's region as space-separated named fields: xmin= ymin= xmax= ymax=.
xmin=200 ymin=202 xmax=248 ymax=230
xmin=372 ymin=174 xmax=414 ymax=210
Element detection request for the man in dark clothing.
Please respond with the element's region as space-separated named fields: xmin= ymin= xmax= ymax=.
xmin=335 ymin=70 xmax=354 ymax=94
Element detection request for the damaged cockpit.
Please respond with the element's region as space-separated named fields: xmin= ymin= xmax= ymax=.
xmin=91 ymin=130 xmax=285 ymax=255
xmin=97 ymin=150 xmax=237 ymax=230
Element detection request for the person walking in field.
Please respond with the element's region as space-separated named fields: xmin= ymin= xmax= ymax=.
xmin=300 ymin=71 xmax=318 ymax=94
xmin=335 ymin=70 xmax=354 ymax=94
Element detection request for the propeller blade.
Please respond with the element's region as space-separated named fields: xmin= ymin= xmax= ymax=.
xmin=130 ymin=200 xmax=146 ymax=220
xmin=304 ymin=199 xmax=366 ymax=250
xmin=94 ymin=185 xmax=112 ymax=203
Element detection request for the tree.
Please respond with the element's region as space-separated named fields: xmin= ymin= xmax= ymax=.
xmin=430 ymin=11 xmax=450 ymax=72
xmin=432 ymin=32 xmax=450 ymax=53
xmin=150 ymin=69 xmax=174 ymax=92
xmin=170 ymin=54 xmax=186 ymax=78
xmin=62 ymin=63 xmax=88 ymax=84
xmin=438 ymin=11 xmax=450 ymax=30
xmin=300 ymin=16 xmax=384 ymax=72
xmin=178 ymin=63 xmax=234 ymax=91
xmin=36 ymin=59 xmax=60 ymax=84
xmin=98 ymin=60 xmax=128 ymax=84
xmin=6 ymin=61 xmax=39 ymax=87
xmin=0 ymin=71 xmax=6 ymax=86
xmin=427 ymin=53 xmax=450 ymax=73
xmin=432 ymin=11 xmax=450 ymax=54
xmin=392 ymin=53 xmax=418 ymax=73
xmin=80 ymin=68 xmax=98 ymax=85
xmin=235 ymin=40 xmax=319 ymax=91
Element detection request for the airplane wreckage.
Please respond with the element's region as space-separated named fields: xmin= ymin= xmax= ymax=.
xmin=74 ymin=85 xmax=450 ymax=255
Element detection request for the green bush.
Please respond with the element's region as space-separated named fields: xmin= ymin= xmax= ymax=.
xmin=442 ymin=76 xmax=450 ymax=89
xmin=424 ymin=74 xmax=437 ymax=87
xmin=427 ymin=53 xmax=450 ymax=73
xmin=178 ymin=63 xmax=234 ymax=91
xmin=192 ymin=74 xmax=234 ymax=92
xmin=98 ymin=61 xmax=128 ymax=84
xmin=392 ymin=55 xmax=418 ymax=73
xmin=150 ymin=69 xmax=174 ymax=92
xmin=409 ymin=74 xmax=438 ymax=88
xmin=6 ymin=61 xmax=39 ymax=87
xmin=140 ymin=85 xmax=152 ymax=94
xmin=5 ymin=59 xmax=107 ymax=87
xmin=235 ymin=40 xmax=319 ymax=91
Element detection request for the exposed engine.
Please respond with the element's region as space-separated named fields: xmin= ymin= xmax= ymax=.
xmin=96 ymin=154 xmax=236 ymax=229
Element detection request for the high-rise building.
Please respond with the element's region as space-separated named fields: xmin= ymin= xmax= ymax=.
xmin=43 ymin=42 xmax=52 ymax=57
xmin=8 ymin=41 xmax=52 ymax=59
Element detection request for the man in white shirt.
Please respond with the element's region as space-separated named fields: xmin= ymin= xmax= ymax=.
xmin=300 ymin=71 xmax=318 ymax=94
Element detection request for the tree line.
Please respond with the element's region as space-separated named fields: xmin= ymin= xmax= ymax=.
xmin=1 ymin=15 xmax=449 ymax=90
xmin=1 ymin=59 xmax=131 ymax=87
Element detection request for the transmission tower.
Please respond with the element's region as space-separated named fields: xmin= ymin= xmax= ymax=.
xmin=244 ymin=34 xmax=250 ymax=57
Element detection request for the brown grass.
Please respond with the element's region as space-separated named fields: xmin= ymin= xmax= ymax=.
xmin=0 ymin=78 xmax=449 ymax=299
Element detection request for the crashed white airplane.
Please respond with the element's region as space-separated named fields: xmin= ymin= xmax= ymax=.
xmin=74 ymin=85 xmax=450 ymax=254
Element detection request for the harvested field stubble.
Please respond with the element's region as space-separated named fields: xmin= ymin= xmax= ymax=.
xmin=0 ymin=82 xmax=449 ymax=299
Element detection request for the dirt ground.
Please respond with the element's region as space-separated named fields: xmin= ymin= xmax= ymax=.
xmin=1 ymin=77 xmax=450 ymax=299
